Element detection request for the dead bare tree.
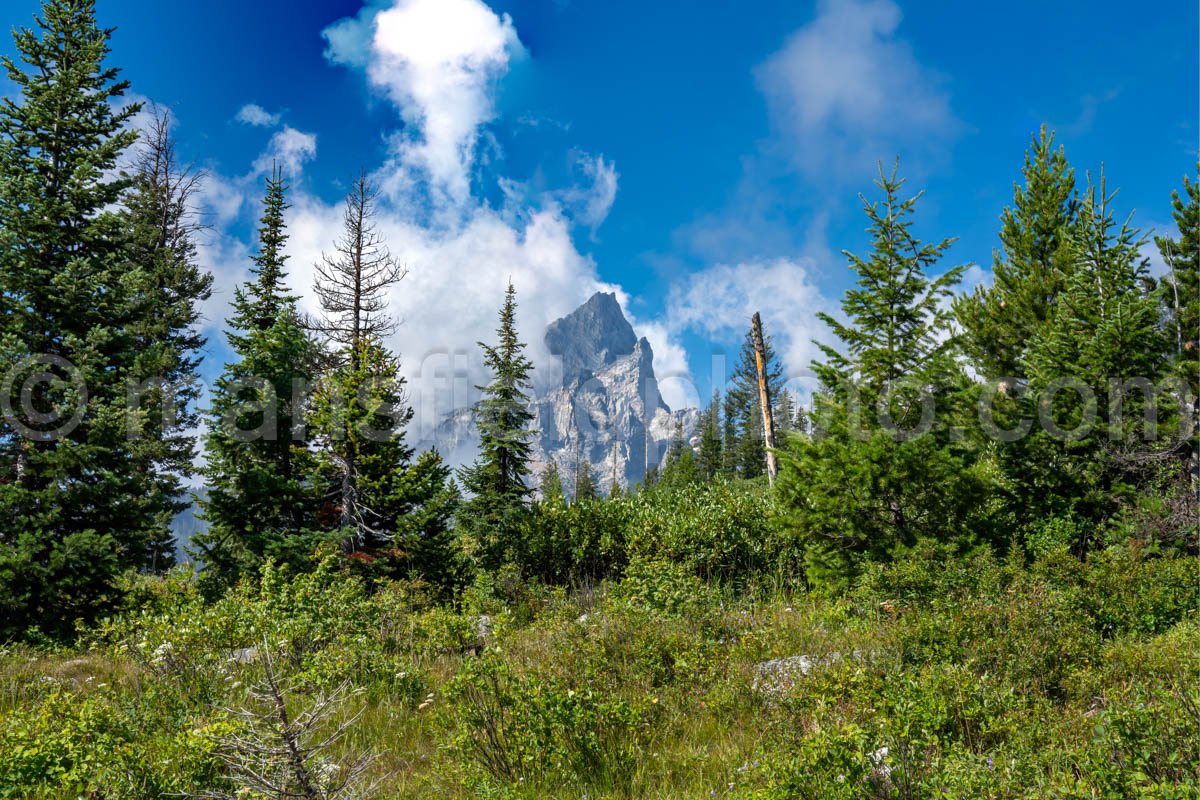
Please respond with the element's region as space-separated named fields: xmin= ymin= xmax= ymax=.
xmin=308 ymin=173 xmax=412 ymax=552
xmin=195 ymin=641 xmax=379 ymax=800
xmin=751 ymin=312 xmax=779 ymax=485
xmin=310 ymin=174 xmax=406 ymax=357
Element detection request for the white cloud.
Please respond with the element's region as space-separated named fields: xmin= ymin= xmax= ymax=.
xmin=495 ymin=150 xmax=619 ymax=235
xmin=285 ymin=194 xmax=623 ymax=445
xmin=563 ymin=152 xmax=619 ymax=232
xmin=197 ymin=172 xmax=245 ymax=228
xmin=189 ymin=0 xmax=693 ymax=463
xmin=665 ymin=258 xmax=835 ymax=395
xmin=755 ymin=0 xmax=960 ymax=181
xmin=235 ymin=103 xmax=281 ymax=127
xmin=252 ymin=126 xmax=317 ymax=176
xmin=324 ymin=0 xmax=524 ymax=212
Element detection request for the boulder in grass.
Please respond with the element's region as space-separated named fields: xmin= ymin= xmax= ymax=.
xmin=230 ymin=645 xmax=259 ymax=665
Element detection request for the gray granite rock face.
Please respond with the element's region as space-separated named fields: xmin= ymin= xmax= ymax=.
xmin=435 ymin=292 xmax=697 ymax=493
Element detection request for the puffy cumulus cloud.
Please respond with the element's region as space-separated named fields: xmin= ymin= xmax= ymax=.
xmin=324 ymin=0 xmax=523 ymax=212
xmin=235 ymin=103 xmax=281 ymax=127
xmin=188 ymin=0 xmax=693 ymax=463
xmin=755 ymin=0 xmax=961 ymax=181
xmin=252 ymin=126 xmax=317 ymax=176
xmin=665 ymin=258 xmax=835 ymax=396
xmin=197 ymin=172 xmax=246 ymax=228
xmin=284 ymin=193 xmax=626 ymax=445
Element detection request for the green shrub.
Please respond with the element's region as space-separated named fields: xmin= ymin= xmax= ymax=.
xmin=627 ymin=482 xmax=795 ymax=583
xmin=521 ymin=495 xmax=631 ymax=583
xmin=441 ymin=655 xmax=662 ymax=796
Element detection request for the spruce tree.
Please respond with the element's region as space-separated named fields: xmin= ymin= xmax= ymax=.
xmin=720 ymin=392 xmax=739 ymax=478
xmin=572 ymin=451 xmax=598 ymax=501
xmin=122 ymin=110 xmax=213 ymax=570
xmin=726 ymin=328 xmax=783 ymax=477
xmin=815 ymin=162 xmax=964 ymax=401
xmin=1155 ymin=168 xmax=1199 ymax=503
xmin=659 ymin=419 xmax=700 ymax=488
xmin=955 ymin=127 xmax=1078 ymax=382
xmin=388 ymin=449 xmax=461 ymax=594
xmin=538 ymin=460 xmax=566 ymax=504
xmin=775 ymin=388 xmax=797 ymax=437
xmin=0 ymin=0 xmax=156 ymax=636
xmin=1013 ymin=170 xmax=1168 ymax=537
xmin=777 ymin=163 xmax=983 ymax=588
xmin=696 ymin=390 xmax=724 ymax=480
xmin=1156 ymin=168 xmax=1199 ymax=389
xmin=194 ymin=169 xmax=318 ymax=591
xmin=308 ymin=342 xmax=414 ymax=551
xmin=457 ymin=281 xmax=536 ymax=570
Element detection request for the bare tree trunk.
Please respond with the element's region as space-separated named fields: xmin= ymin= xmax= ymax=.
xmin=751 ymin=312 xmax=778 ymax=485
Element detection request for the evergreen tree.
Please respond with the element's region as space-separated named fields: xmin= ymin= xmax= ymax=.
xmin=457 ymin=281 xmax=536 ymax=570
xmin=1156 ymin=167 xmax=1199 ymax=390
xmin=572 ymin=451 xmax=598 ymax=502
xmin=696 ymin=390 xmax=724 ymax=480
xmin=720 ymin=392 xmax=739 ymax=478
xmin=774 ymin=388 xmax=797 ymax=437
xmin=308 ymin=341 xmax=414 ymax=551
xmin=122 ymin=110 xmax=213 ymax=570
xmin=538 ymin=460 xmax=565 ymax=504
xmin=666 ymin=419 xmax=686 ymax=465
xmin=194 ymin=169 xmax=319 ymax=591
xmin=777 ymin=163 xmax=984 ymax=588
xmin=389 ymin=449 xmax=461 ymax=594
xmin=815 ymin=162 xmax=965 ymax=401
xmin=955 ymin=127 xmax=1078 ymax=382
xmin=1012 ymin=170 xmax=1169 ymax=538
xmin=642 ymin=462 xmax=660 ymax=490
xmin=0 ymin=0 xmax=154 ymax=636
xmin=659 ymin=420 xmax=700 ymax=489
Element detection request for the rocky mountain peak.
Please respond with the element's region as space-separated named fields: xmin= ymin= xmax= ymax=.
xmin=545 ymin=291 xmax=638 ymax=379
xmin=433 ymin=292 xmax=697 ymax=494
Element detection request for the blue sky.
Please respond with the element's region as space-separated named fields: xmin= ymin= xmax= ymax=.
xmin=4 ymin=0 xmax=1196 ymax=432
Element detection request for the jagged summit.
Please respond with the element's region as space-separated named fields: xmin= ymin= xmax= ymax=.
xmin=434 ymin=292 xmax=697 ymax=493
xmin=534 ymin=293 xmax=694 ymax=492
xmin=545 ymin=291 xmax=639 ymax=380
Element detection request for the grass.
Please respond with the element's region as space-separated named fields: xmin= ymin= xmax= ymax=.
xmin=0 ymin=540 xmax=1196 ymax=798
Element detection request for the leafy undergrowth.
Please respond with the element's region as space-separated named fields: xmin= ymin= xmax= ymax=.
xmin=0 ymin=542 xmax=1196 ymax=799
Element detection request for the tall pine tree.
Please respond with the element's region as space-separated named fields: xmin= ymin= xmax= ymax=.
xmin=1156 ymin=168 xmax=1199 ymax=390
xmin=194 ymin=169 xmax=319 ymax=591
xmin=0 ymin=0 xmax=163 ymax=636
xmin=696 ymin=390 xmax=724 ymax=481
xmin=1012 ymin=170 xmax=1169 ymax=539
xmin=122 ymin=110 xmax=213 ymax=570
xmin=955 ymin=127 xmax=1078 ymax=383
xmin=306 ymin=175 xmax=414 ymax=553
xmin=777 ymin=163 xmax=984 ymax=588
xmin=457 ymin=282 xmax=536 ymax=570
